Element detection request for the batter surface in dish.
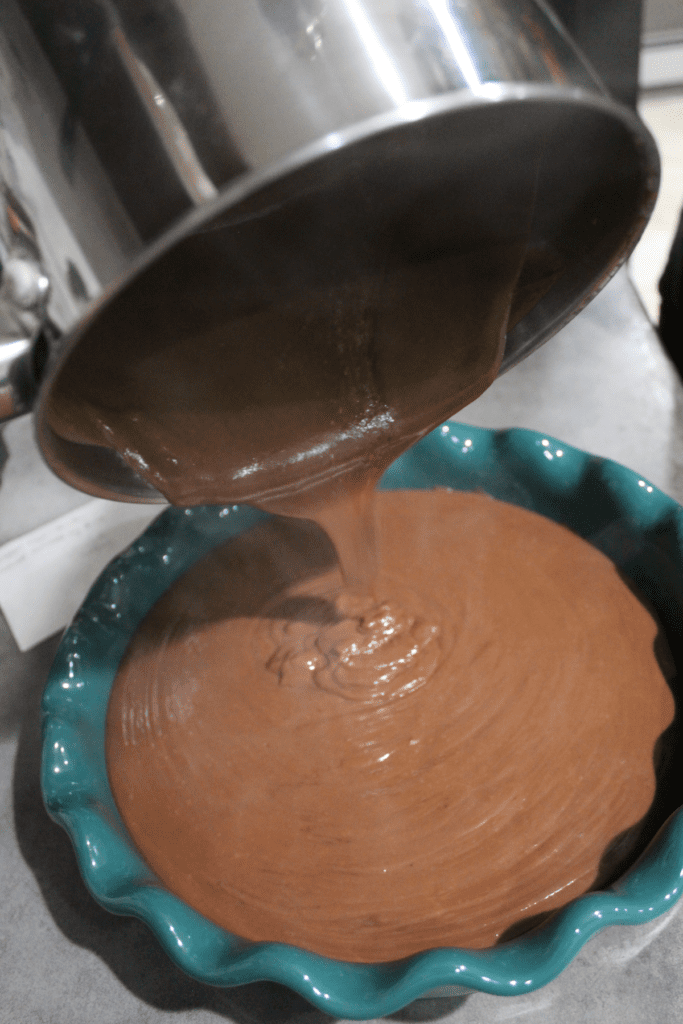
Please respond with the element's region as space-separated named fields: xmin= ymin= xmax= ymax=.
xmin=106 ymin=489 xmax=674 ymax=961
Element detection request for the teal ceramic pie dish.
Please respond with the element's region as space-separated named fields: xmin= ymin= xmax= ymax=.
xmin=41 ymin=422 xmax=683 ymax=1019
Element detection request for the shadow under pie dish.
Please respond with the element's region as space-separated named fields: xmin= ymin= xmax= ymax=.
xmin=41 ymin=422 xmax=683 ymax=1018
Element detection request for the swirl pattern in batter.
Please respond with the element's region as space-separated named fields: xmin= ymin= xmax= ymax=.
xmin=106 ymin=489 xmax=675 ymax=961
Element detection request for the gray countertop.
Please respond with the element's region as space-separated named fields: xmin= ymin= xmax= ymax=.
xmin=3 ymin=268 xmax=683 ymax=1024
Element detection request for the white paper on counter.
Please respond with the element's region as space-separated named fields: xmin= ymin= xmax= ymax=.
xmin=0 ymin=498 xmax=163 ymax=651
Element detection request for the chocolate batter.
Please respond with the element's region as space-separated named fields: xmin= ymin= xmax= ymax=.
xmin=46 ymin=241 xmax=526 ymax=518
xmin=106 ymin=490 xmax=674 ymax=961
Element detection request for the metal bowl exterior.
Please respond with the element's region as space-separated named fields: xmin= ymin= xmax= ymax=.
xmin=41 ymin=422 xmax=683 ymax=1017
xmin=4 ymin=0 xmax=607 ymax=352
xmin=5 ymin=0 xmax=607 ymax=267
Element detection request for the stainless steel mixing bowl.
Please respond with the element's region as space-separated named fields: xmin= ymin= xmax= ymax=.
xmin=0 ymin=0 xmax=659 ymax=501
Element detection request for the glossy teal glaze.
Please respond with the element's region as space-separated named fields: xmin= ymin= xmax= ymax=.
xmin=41 ymin=423 xmax=683 ymax=1018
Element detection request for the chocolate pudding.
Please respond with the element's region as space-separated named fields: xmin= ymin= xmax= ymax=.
xmin=45 ymin=239 xmax=528 ymax=524
xmin=106 ymin=489 xmax=674 ymax=961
